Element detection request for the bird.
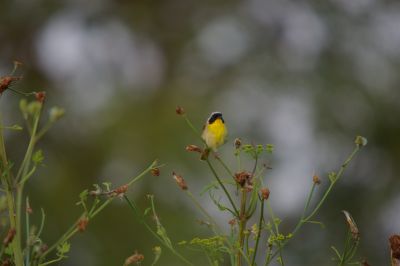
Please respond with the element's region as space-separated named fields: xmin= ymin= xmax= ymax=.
xmin=201 ymin=112 xmax=227 ymax=160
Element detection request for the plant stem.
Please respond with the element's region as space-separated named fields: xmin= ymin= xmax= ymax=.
xmin=237 ymin=189 xmax=248 ymax=266
xmin=0 ymin=112 xmax=24 ymax=266
xmin=41 ymin=161 xmax=157 ymax=261
xmin=214 ymin=155 xmax=235 ymax=179
xmin=15 ymin=107 xmax=41 ymax=264
xmin=266 ymin=144 xmax=362 ymax=264
xmin=25 ymin=197 xmax=31 ymax=266
xmin=124 ymin=196 xmax=193 ymax=266
xmin=266 ymin=200 xmax=284 ymax=266
xmin=206 ymin=158 xmax=239 ymax=216
xmin=251 ymin=198 xmax=265 ymax=266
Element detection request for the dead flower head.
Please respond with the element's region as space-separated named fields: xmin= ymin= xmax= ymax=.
xmin=35 ymin=91 xmax=46 ymax=103
xmin=3 ymin=228 xmax=16 ymax=247
xmin=175 ymin=106 xmax=185 ymax=115
xmin=312 ymin=174 xmax=321 ymax=185
xmin=150 ymin=167 xmax=160 ymax=176
xmin=172 ymin=172 xmax=188 ymax=190
xmin=342 ymin=210 xmax=359 ymax=239
xmin=234 ymin=138 xmax=242 ymax=149
xmin=0 ymin=76 xmax=21 ymax=94
xmin=77 ymin=217 xmax=89 ymax=232
xmin=260 ymin=187 xmax=270 ymax=200
xmin=113 ymin=184 xmax=129 ymax=197
xmin=228 ymin=219 xmax=236 ymax=227
xmin=185 ymin=144 xmax=203 ymax=153
xmin=124 ymin=251 xmax=144 ymax=266
xmin=390 ymin=234 xmax=400 ymax=261
xmin=234 ymin=171 xmax=252 ymax=188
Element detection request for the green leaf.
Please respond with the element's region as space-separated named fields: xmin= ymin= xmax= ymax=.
xmin=57 ymin=241 xmax=71 ymax=257
xmin=78 ymin=189 xmax=89 ymax=204
xmin=102 ymin=182 xmax=112 ymax=192
xmin=32 ymin=150 xmax=44 ymax=164
xmin=265 ymin=144 xmax=274 ymax=153
xmin=144 ymin=207 xmax=151 ymax=216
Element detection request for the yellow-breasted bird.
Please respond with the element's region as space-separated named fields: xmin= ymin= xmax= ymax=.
xmin=201 ymin=112 xmax=227 ymax=160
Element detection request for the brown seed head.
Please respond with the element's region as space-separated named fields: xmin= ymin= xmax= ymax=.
xmin=234 ymin=171 xmax=251 ymax=187
xmin=361 ymin=260 xmax=371 ymax=266
xmin=3 ymin=228 xmax=16 ymax=247
xmin=172 ymin=172 xmax=188 ymax=190
xmin=185 ymin=144 xmax=203 ymax=153
xmin=260 ymin=187 xmax=270 ymax=200
xmin=228 ymin=219 xmax=237 ymax=226
xmin=77 ymin=217 xmax=89 ymax=232
xmin=390 ymin=234 xmax=400 ymax=260
xmin=0 ymin=76 xmax=21 ymax=93
xmin=1 ymin=258 xmax=11 ymax=266
xmin=35 ymin=91 xmax=46 ymax=103
xmin=150 ymin=168 xmax=160 ymax=176
xmin=113 ymin=184 xmax=129 ymax=197
xmin=234 ymin=138 xmax=242 ymax=149
xmin=312 ymin=174 xmax=321 ymax=185
xmin=124 ymin=252 xmax=144 ymax=266
xmin=342 ymin=210 xmax=359 ymax=239
xmin=175 ymin=106 xmax=185 ymax=115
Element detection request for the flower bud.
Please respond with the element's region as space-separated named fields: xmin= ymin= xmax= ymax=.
xmin=389 ymin=234 xmax=400 ymax=261
xmin=124 ymin=252 xmax=144 ymax=266
xmin=0 ymin=76 xmax=21 ymax=94
xmin=234 ymin=138 xmax=242 ymax=149
xmin=175 ymin=106 xmax=185 ymax=115
xmin=234 ymin=171 xmax=251 ymax=187
xmin=49 ymin=107 xmax=65 ymax=123
xmin=342 ymin=210 xmax=359 ymax=240
xmin=113 ymin=184 xmax=129 ymax=197
xmin=3 ymin=228 xmax=16 ymax=247
xmin=312 ymin=174 xmax=321 ymax=185
xmin=172 ymin=172 xmax=188 ymax=190
xmin=185 ymin=145 xmax=202 ymax=153
xmin=151 ymin=167 xmax=160 ymax=176
xmin=35 ymin=91 xmax=46 ymax=103
xmin=260 ymin=187 xmax=270 ymax=200
xmin=354 ymin=136 xmax=368 ymax=147
xmin=77 ymin=217 xmax=89 ymax=232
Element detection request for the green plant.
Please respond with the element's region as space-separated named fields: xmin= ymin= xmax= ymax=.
xmin=0 ymin=64 xmax=159 ymax=266
xmin=136 ymin=106 xmax=367 ymax=266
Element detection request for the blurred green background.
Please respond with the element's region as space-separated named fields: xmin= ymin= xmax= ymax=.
xmin=1 ymin=0 xmax=400 ymax=265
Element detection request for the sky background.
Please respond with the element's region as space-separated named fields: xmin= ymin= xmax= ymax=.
xmin=1 ymin=0 xmax=400 ymax=265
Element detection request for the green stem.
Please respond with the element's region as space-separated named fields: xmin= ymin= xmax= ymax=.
xmin=0 ymin=112 xmax=24 ymax=266
xmin=206 ymin=158 xmax=239 ymax=216
xmin=214 ymin=155 xmax=235 ymax=179
xmin=16 ymin=108 xmax=41 ymax=264
xmin=305 ymin=147 xmax=359 ymax=221
xmin=237 ymin=189 xmax=248 ymax=266
xmin=41 ymin=161 xmax=157 ymax=261
xmin=266 ymin=144 xmax=362 ymax=264
xmin=338 ymin=229 xmax=351 ymax=265
xmin=251 ymin=198 xmax=265 ymax=266
xmin=183 ymin=115 xmax=205 ymax=144
xmin=25 ymin=197 xmax=31 ymax=266
xmin=266 ymin=200 xmax=284 ymax=266
xmin=124 ymin=196 xmax=193 ymax=266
